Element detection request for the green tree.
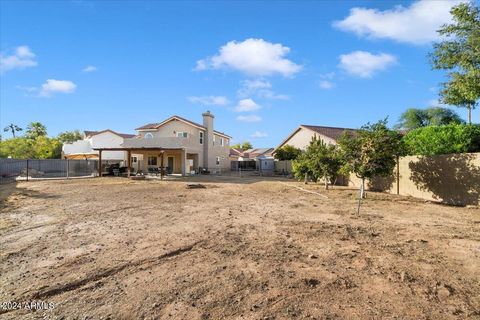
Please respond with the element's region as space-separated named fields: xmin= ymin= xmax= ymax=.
xmin=232 ymin=141 xmax=253 ymax=150
xmin=292 ymin=137 xmax=343 ymax=189
xmin=57 ymin=130 xmax=82 ymax=143
xmin=274 ymin=145 xmax=302 ymax=160
xmin=338 ymin=119 xmax=404 ymax=200
xmin=404 ymin=124 xmax=480 ymax=155
xmin=3 ymin=123 xmax=22 ymax=138
xmin=0 ymin=138 xmax=35 ymax=158
xmin=396 ymin=107 xmax=464 ymax=130
xmin=34 ymin=136 xmax=62 ymax=159
xmin=430 ymin=2 xmax=480 ymax=124
xmin=25 ymin=122 xmax=47 ymax=139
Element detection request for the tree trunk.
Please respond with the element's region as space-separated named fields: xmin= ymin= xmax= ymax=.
xmin=325 ymin=176 xmax=328 ymax=190
xmin=360 ymin=178 xmax=366 ymax=199
xmin=468 ymin=106 xmax=472 ymax=125
xmin=304 ymin=173 xmax=308 ymax=184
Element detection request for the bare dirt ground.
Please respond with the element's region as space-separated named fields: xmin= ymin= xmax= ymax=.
xmin=0 ymin=176 xmax=479 ymax=319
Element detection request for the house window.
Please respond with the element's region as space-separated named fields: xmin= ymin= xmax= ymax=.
xmin=220 ymin=138 xmax=224 ymax=147
xmin=212 ymin=135 xmax=215 ymax=146
xmin=131 ymin=156 xmax=137 ymax=163
xmin=216 ymin=156 xmax=220 ymax=165
xmin=147 ymin=156 xmax=157 ymax=165
xmin=177 ymin=132 xmax=188 ymax=138
xmin=199 ymin=132 xmax=203 ymax=144
xmin=145 ymin=133 xmax=153 ymax=139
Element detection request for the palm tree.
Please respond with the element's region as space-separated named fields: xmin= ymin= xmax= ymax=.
xmin=25 ymin=122 xmax=47 ymax=139
xmin=3 ymin=123 xmax=22 ymax=138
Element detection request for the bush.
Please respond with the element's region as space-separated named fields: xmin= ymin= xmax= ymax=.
xmin=404 ymin=124 xmax=480 ymax=155
xmin=274 ymin=145 xmax=302 ymax=160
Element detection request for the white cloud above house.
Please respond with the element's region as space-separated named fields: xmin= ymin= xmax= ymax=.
xmin=0 ymin=46 xmax=38 ymax=73
xmin=237 ymin=79 xmax=289 ymax=100
xmin=39 ymin=79 xmax=77 ymax=97
xmin=319 ymin=80 xmax=335 ymax=89
xmin=338 ymin=51 xmax=397 ymax=78
xmin=187 ymin=95 xmax=229 ymax=106
xmin=82 ymin=65 xmax=97 ymax=72
xmin=195 ymin=38 xmax=302 ymax=77
xmin=234 ymin=98 xmax=261 ymax=112
xmin=250 ymin=131 xmax=268 ymax=138
xmin=236 ymin=115 xmax=262 ymax=122
xmin=333 ymin=0 xmax=465 ymax=44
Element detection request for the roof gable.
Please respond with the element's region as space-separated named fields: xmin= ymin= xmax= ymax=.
xmin=301 ymin=125 xmax=357 ymax=141
xmin=135 ymin=115 xmax=232 ymax=138
xmin=84 ymin=129 xmax=135 ymax=139
xmin=276 ymin=125 xmax=358 ymax=149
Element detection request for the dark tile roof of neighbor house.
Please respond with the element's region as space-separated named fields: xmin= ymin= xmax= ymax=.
xmin=301 ymin=125 xmax=357 ymax=140
xmin=135 ymin=115 xmax=231 ymax=138
xmin=84 ymin=130 xmax=136 ymax=139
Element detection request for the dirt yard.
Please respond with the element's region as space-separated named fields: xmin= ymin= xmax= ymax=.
xmin=0 ymin=176 xmax=479 ymax=319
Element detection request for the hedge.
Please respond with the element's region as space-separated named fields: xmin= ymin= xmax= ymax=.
xmin=403 ymin=124 xmax=480 ymax=155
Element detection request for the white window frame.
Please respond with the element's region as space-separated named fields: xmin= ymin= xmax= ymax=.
xmin=220 ymin=137 xmax=224 ymax=147
xmin=131 ymin=156 xmax=137 ymax=163
xmin=216 ymin=156 xmax=220 ymax=166
xmin=145 ymin=132 xmax=153 ymax=139
xmin=177 ymin=132 xmax=188 ymax=138
xmin=199 ymin=131 xmax=204 ymax=144
xmin=212 ymin=135 xmax=215 ymax=146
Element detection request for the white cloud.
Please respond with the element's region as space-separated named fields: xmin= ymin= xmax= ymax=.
xmin=0 ymin=46 xmax=38 ymax=73
xmin=187 ymin=95 xmax=229 ymax=106
xmin=234 ymin=98 xmax=261 ymax=112
xmin=237 ymin=79 xmax=289 ymax=100
xmin=15 ymin=85 xmax=38 ymax=93
xmin=39 ymin=79 xmax=77 ymax=97
xmin=338 ymin=51 xmax=397 ymax=78
xmin=236 ymin=115 xmax=262 ymax=122
xmin=195 ymin=38 xmax=302 ymax=77
xmin=319 ymin=80 xmax=335 ymax=89
xmin=250 ymin=131 xmax=268 ymax=138
xmin=82 ymin=65 xmax=97 ymax=72
xmin=334 ymin=0 xmax=465 ymax=44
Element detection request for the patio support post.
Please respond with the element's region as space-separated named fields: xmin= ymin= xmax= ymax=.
xmin=127 ymin=150 xmax=132 ymax=177
xmin=181 ymin=149 xmax=186 ymax=176
xmin=160 ymin=151 xmax=165 ymax=180
xmin=98 ymin=150 xmax=103 ymax=177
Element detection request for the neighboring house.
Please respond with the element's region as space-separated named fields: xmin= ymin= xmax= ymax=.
xmin=276 ymin=125 xmax=357 ymax=150
xmin=240 ymin=148 xmax=274 ymax=160
xmin=62 ymin=130 xmax=135 ymax=161
xmin=230 ymin=147 xmax=275 ymax=172
xmin=94 ymin=111 xmax=231 ymax=176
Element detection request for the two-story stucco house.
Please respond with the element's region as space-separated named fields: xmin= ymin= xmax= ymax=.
xmin=94 ymin=111 xmax=231 ymax=176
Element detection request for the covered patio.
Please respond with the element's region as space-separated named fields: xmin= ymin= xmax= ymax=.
xmin=93 ymin=147 xmax=193 ymax=178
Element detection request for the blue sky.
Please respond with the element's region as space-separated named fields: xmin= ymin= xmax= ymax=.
xmin=1 ymin=0 xmax=476 ymax=147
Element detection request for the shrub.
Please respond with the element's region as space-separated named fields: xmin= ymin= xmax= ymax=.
xmin=274 ymin=145 xmax=302 ymax=160
xmin=403 ymin=124 xmax=480 ymax=155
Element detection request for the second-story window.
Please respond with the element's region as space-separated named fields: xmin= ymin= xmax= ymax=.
xmin=199 ymin=132 xmax=203 ymax=144
xmin=220 ymin=138 xmax=224 ymax=147
xmin=212 ymin=135 xmax=215 ymax=146
xmin=145 ymin=133 xmax=153 ymax=139
xmin=177 ymin=132 xmax=188 ymax=138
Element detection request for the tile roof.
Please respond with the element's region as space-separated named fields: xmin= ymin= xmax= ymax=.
xmin=135 ymin=115 xmax=232 ymax=138
xmin=301 ymin=125 xmax=357 ymax=140
xmin=84 ymin=130 xmax=136 ymax=139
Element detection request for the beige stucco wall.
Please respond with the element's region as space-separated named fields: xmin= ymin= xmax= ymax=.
xmin=280 ymin=127 xmax=337 ymax=150
xmin=136 ymin=119 xmax=230 ymax=172
xmin=349 ymin=153 xmax=480 ymax=206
